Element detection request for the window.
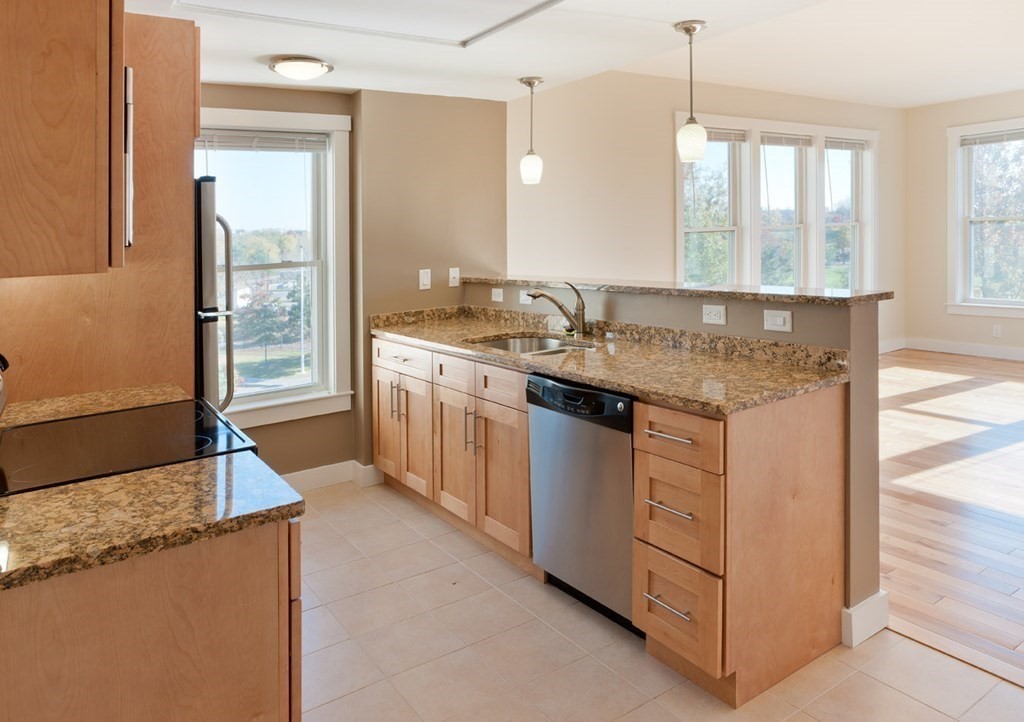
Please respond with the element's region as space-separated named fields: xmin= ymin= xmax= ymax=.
xmin=760 ymin=134 xmax=809 ymax=286
xmin=678 ymin=129 xmax=744 ymax=285
xmin=675 ymin=113 xmax=877 ymax=291
xmin=949 ymin=121 xmax=1024 ymax=313
xmin=197 ymin=109 xmax=352 ymax=427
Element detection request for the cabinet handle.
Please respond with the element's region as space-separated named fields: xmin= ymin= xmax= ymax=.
xmin=389 ymin=381 xmax=398 ymax=418
xmin=463 ymin=408 xmax=475 ymax=452
xmin=644 ymin=499 xmax=694 ymax=521
xmin=389 ymin=354 xmax=412 ymax=363
xmin=644 ymin=429 xmax=693 ymax=446
xmin=643 ymin=593 xmax=691 ymax=623
xmin=474 ymin=412 xmax=484 ymax=455
xmin=399 ymin=387 xmax=407 ymax=419
xmin=124 ymin=66 xmax=135 ymax=248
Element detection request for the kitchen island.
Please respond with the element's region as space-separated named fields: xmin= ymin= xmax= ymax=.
xmin=0 ymin=386 xmax=304 ymax=721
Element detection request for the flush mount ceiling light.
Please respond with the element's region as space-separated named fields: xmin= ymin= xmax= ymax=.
xmin=674 ymin=20 xmax=707 ymax=163
xmin=269 ymin=55 xmax=334 ymax=80
xmin=519 ymin=76 xmax=544 ymax=185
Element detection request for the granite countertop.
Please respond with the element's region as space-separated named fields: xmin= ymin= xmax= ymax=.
xmin=372 ymin=309 xmax=849 ymax=417
xmin=0 ymin=386 xmax=304 ymax=591
xmin=462 ymin=274 xmax=894 ymax=306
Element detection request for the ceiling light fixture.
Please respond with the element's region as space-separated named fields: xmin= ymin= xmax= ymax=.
xmin=269 ymin=55 xmax=334 ymax=81
xmin=519 ymin=77 xmax=544 ymax=185
xmin=674 ymin=20 xmax=707 ymax=163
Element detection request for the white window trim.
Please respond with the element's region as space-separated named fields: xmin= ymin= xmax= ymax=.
xmin=199 ymin=108 xmax=353 ymax=428
xmin=675 ymin=113 xmax=879 ymax=290
xmin=946 ymin=116 xmax=1024 ymax=319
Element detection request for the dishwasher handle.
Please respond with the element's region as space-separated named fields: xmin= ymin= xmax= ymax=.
xmin=526 ymin=374 xmax=632 ymax=433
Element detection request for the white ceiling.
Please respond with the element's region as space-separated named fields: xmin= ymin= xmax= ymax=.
xmin=127 ymin=0 xmax=1024 ymax=107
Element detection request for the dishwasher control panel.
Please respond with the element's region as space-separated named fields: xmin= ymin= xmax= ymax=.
xmin=526 ymin=375 xmax=632 ymax=432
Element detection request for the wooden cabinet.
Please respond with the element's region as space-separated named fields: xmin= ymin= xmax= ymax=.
xmin=372 ymin=340 xmax=531 ymax=556
xmin=372 ymin=364 xmax=433 ymax=498
xmin=0 ymin=0 xmax=125 ymax=278
xmin=633 ymin=385 xmax=846 ymax=707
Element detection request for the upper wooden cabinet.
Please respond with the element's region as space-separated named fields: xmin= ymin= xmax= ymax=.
xmin=0 ymin=0 xmax=124 ymax=278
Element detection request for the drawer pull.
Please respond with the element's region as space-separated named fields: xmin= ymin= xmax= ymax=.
xmin=643 ymin=593 xmax=692 ymax=623
xmin=389 ymin=354 xmax=413 ymax=364
xmin=644 ymin=429 xmax=693 ymax=445
xmin=644 ymin=499 xmax=694 ymax=521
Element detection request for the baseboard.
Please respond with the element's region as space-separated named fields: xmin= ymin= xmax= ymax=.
xmin=878 ymin=337 xmax=907 ymax=354
xmin=352 ymin=462 xmax=383 ymax=487
xmin=905 ymin=337 xmax=1024 ymax=362
xmin=842 ymin=590 xmax=890 ymax=647
xmin=282 ymin=461 xmax=354 ymax=492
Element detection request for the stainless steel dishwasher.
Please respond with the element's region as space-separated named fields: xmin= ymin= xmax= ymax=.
xmin=527 ymin=375 xmax=633 ymax=620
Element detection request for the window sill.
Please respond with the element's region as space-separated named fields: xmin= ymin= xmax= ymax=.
xmin=226 ymin=390 xmax=353 ymax=429
xmin=946 ymin=303 xmax=1024 ymax=319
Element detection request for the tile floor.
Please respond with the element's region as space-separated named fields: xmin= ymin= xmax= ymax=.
xmin=298 ymin=481 xmax=1024 ymax=721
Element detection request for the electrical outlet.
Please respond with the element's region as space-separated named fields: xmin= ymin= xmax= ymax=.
xmin=491 ymin=288 xmax=504 ymax=303
xmin=993 ymin=323 xmax=1002 ymax=338
xmin=763 ymin=309 xmax=793 ymax=333
xmin=448 ymin=267 xmax=460 ymax=287
xmin=418 ymin=269 xmax=431 ymax=290
xmin=702 ymin=304 xmax=726 ymax=325
xmin=519 ymin=290 xmax=533 ymax=305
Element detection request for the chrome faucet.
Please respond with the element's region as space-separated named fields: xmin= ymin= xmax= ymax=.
xmin=527 ymin=283 xmax=587 ymax=336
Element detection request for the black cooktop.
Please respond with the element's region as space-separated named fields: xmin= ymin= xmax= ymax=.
xmin=0 ymin=399 xmax=256 ymax=497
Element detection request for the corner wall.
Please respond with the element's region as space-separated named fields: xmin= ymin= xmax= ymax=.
xmin=504 ymin=71 xmax=907 ymax=349
xmin=905 ymin=90 xmax=1024 ymax=357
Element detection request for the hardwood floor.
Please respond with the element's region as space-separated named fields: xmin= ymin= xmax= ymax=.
xmin=880 ymin=349 xmax=1024 ymax=685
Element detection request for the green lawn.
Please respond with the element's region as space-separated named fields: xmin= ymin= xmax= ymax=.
xmin=235 ymin=346 xmax=311 ymax=388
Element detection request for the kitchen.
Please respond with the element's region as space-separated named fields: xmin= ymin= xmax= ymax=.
xmin=2 ymin=1 xmax=1024 ymax=721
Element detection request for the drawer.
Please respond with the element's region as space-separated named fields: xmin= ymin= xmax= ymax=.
xmin=372 ymin=339 xmax=432 ymax=381
xmin=634 ymin=452 xmax=724 ymax=575
xmin=633 ymin=540 xmax=723 ymax=679
xmin=433 ymin=353 xmax=475 ymax=394
xmin=475 ymin=363 xmax=527 ymax=411
xmin=634 ymin=403 xmax=724 ymax=474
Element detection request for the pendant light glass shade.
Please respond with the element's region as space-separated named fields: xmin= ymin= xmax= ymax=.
xmin=674 ymin=20 xmax=707 ymax=163
xmin=519 ymin=77 xmax=544 ymax=184
xmin=520 ymin=150 xmax=543 ymax=185
xmin=676 ymin=119 xmax=707 ymax=162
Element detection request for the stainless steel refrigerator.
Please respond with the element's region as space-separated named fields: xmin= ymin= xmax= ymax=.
xmin=194 ymin=176 xmax=235 ymax=410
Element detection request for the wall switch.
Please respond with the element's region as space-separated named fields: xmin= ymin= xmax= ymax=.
xmin=448 ymin=267 xmax=460 ymax=287
xmin=993 ymin=323 xmax=1002 ymax=338
xmin=702 ymin=304 xmax=727 ymax=325
xmin=764 ymin=309 xmax=793 ymax=333
xmin=418 ymin=269 xmax=431 ymax=290
xmin=491 ymin=288 xmax=504 ymax=303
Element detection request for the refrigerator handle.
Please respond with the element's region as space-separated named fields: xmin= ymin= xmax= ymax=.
xmin=124 ymin=67 xmax=135 ymax=248
xmin=216 ymin=213 xmax=235 ymax=412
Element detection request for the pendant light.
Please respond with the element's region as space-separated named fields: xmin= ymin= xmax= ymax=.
xmin=519 ymin=77 xmax=544 ymax=184
xmin=674 ymin=20 xmax=707 ymax=163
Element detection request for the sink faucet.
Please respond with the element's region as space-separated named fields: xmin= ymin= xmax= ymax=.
xmin=527 ymin=283 xmax=587 ymax=336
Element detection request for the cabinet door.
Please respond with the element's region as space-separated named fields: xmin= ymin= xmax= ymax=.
xmin=399 ymin=374 xmax=433 ymax=498
xmin=433 ymin=385 xmax=476 ymax=524
xmin=372 ymin=366 xmax=402 ymax=478
xmin=475 ymin=399 xmax=531 ymax=556
xmin=0 ymin=0 xmax=121 ymax=277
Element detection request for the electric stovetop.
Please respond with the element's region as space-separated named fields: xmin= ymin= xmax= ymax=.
xmin=0 ymin=399 xmax=256 ymax=497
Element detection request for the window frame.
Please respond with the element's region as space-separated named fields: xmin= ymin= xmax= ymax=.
xmin=199 ymin=108 xmax=353 ymax=428
xmin=675 ymin=113 xmax=878 ymax=290
xmin=947 ymin=117 xmax=1024 ymax=318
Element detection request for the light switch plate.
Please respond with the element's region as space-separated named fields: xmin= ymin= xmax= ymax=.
xmin=418 ymin=268 xmax=431 ymax=290
xmin=764 ymin=309 xmax=793 ymax=333
xmin=491 ymin=288 xmax=504 ymax=302
xmin=702 ymin=304 xmax=726 ymax=325
xmin=519 ymin=290 xmax=533 ymax=305
xmin=448 ymin=267 xmax=460 ymax=287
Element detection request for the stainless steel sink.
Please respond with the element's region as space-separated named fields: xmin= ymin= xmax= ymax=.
xmin=468 ymin=336 xmax=596 ymax=356
xmin=474 ymin=336 xmax=573 ymax=354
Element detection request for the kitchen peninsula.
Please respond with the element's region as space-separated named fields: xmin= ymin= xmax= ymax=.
xmin=368 ymin=277 xmax=891 ymax=706
xmin=0 ymin=386 xmax=304 ymax=721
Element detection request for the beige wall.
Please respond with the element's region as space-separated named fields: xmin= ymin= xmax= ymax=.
xmin=201 ymin=84 xmax=355 ymax=475
xmin=505 ymin=71 xmax=907 ymax=348
xmin=351 ymin=90 xmax=507 ymax=464
xmin=906 ymin=90 xmax=1024 ymax=353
